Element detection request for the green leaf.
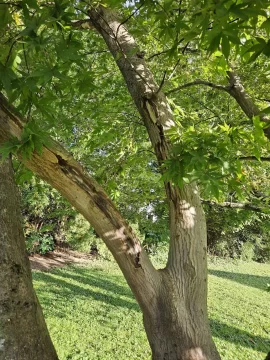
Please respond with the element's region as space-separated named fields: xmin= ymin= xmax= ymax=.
xmin=260 ymin=106 xmax=270 ymax=114
xmin=208 ymin=34 xmax=221 ymax=54
xmin=262 ymin=40 xmax=270 ymax=57
xmin=24 ymin=0 xmax=38 ymax=9
xmin=0 ymin=63 xmax=17 ymax=91
xmin=221 ymin=35 xmax=230 ymax=59
xmin=0 ymin=5 xmax=12 ymax=29
xmin=261 ymin=18 xmax=270 ymax=36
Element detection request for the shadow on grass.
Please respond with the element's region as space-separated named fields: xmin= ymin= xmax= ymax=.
xmin=209 ymin=269 xmax=270 ymax=291
xmin=34 ymin=267 xmax=269 ymax=354
xmin=210 ymin=319 xmax=270 ymax=353
xmin=33 ymin=269 xmax=139 ymax=317
xmin=53 ymin=266 xmax=134 ymax=300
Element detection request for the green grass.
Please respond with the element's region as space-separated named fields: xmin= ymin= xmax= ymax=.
xmin=33 ymin=258 xmax=270 ymax=360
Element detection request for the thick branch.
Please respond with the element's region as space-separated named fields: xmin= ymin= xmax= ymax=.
xmin=0 ymin=92 xmax=159 ymax=308
xmin=166 ymin=71 xmax=270 ymax=140
xmin=166 ymin=80 xmax=230 ymax=95
xmin=87 ymin=7 xmax=175 ymax=160
xmin=227 ymin=71 xmax=270 ymax=139
xmin=202 ymin=200 xmax=267 ymax=213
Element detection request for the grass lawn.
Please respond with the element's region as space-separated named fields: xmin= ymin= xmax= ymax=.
xmin=33 ymin=257 xmax=270 ymax=360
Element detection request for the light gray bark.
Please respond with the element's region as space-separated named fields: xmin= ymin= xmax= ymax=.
xmin=0 ymin=156 xmax=58 ymax=360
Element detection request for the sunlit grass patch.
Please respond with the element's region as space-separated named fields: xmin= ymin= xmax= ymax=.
xmin=33 ymin=258 xmax=270 ymax=360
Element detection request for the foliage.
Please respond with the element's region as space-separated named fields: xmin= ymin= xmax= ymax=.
xmin=25 ymin=232 xmax=54 ymax=254
xmin=33 ymin=257 xmax=270 ymax=360
xmin=0 ymin=0 xmax=269 ymax=200
xmin=205 ymin=204 xmax=270 ymax=262
xmin=20 ymin=173 xmax=76 ymax=254
xmin=0 ymin=0 xmax=269 ymax=257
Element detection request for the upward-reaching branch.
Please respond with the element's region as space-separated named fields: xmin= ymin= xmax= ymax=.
xmin=87 ymin=5 xmax=175 ymax=168
xmin=87 ymin=5 xmax=208 ymax=281
xmin=166 ymin=72 xmax=270 ymax=139
xmin=226 ymin=71 xmax=270 ymax=139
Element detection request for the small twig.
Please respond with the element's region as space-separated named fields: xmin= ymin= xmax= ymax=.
xmin=256 ymin=97 xmax=270 ymax=102
xmin=23 ymin=43 xmax=29 ymax=73
xmin=181 ymin=41 xmax=190 ymax=54
xmin=0 ymin=2 xmax=22 ymax=7
xmin=156 ymin=71 xmax=167 ymax=94
xmin=147 ymin=49 xmax=170 ymax=61
xmin=116 ymin=2 xmax=145 ymax=37
xmin=186 ymin=93 xmax=221 ymax=119
xmin=166 ymin=79 xmax=230 ymax=95
xmin=82 ymin=49 xmax=109 ymax=55
xmin=239 ymin=156 xmax=270 ymax=162
xmin=202 ymin=199 xmax=266 ymax=213
xmin=5 ymin=40 xmax=17 ymax=66
xmin=167 ymin=58 xmax=181 ymax=81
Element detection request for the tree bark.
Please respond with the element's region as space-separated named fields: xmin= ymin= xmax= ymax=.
xmin=0 ymin=156 xmax=58 ymax=360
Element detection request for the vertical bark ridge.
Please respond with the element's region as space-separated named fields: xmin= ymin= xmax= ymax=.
xmin=0 ymin=156 xmax=58 ymax=360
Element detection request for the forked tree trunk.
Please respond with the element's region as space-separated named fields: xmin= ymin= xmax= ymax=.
xmin=0 ymin=4 xmax=222 ymax=359
xmin=142 ymin=271 xmax=218 ymax=360
xmin=0 ymin=156 xmax=58 ymax=360
xmin=137 ymin=185 xmax=220 ymax=360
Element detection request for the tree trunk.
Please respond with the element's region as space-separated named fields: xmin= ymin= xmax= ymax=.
xmin=0 ymin=156 xmax=58 ymax=360
xmin=88 ymin=6 xmax=221 ymax=360
xmin=143 ymin=272 xmax=218 ymax=360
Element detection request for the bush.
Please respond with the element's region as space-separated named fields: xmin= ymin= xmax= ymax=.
xmin=241 ymin=241 xmax=255 ymax=262
xmin=26 ymin=233 xmax=54 ymax=255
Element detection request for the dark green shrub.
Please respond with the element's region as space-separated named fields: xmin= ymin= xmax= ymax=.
xmin=26 ymin=233 xmax=54 ymax=255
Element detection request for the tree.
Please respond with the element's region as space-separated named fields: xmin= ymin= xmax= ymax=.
xmin=0 ymin=155 xmax=58 ymax=360
xmin=0 ymin=1 xmax=269 ymax=359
